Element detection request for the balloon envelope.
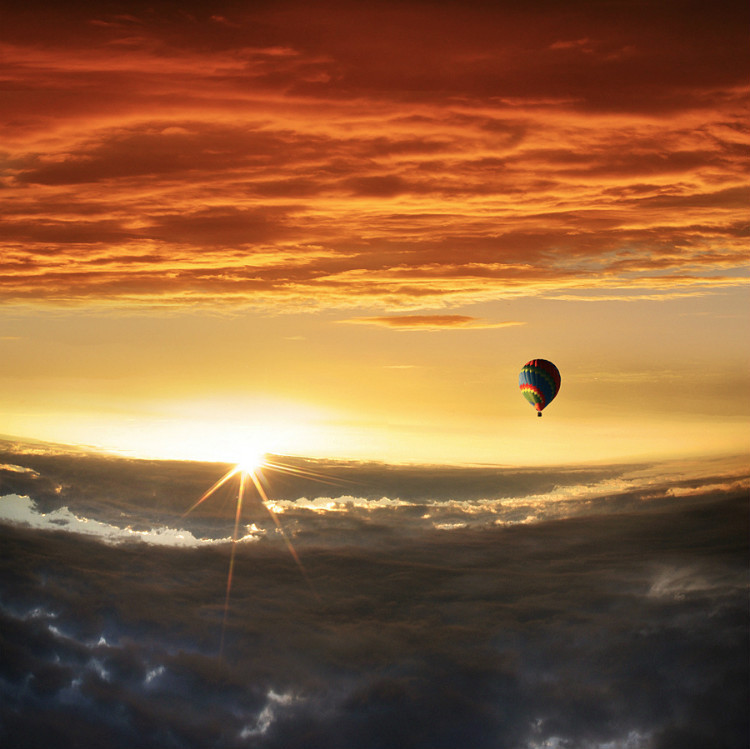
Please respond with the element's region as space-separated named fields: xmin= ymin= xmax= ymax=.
xmin=519 ymin=359 xmax=561 ymax=416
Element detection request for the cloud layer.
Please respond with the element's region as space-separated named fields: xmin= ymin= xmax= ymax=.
xmin=1 ymin=0 xmax=747 ymax=309
xmin=1 ymin=441 xmax=748 ymax=748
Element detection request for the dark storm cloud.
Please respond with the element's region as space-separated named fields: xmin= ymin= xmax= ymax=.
xmin=1 ymin=439 xmax=748 ymax=747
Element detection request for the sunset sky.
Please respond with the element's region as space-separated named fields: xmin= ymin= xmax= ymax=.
xmin=1 ymin=0 xmax=748 ymax=466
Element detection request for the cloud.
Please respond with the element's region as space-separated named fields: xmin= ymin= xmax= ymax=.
xmin=0 ymin=463 xmax=39 ymax=476
xmin=2 ymin=435 xmax=748 ymax=545
xmin=0 ymin=0 xmax=747 ymax=309
xmin=0 ymin=440 xmax=749 ymax=747
xmin=0 ymin=493 xmax=263 ymax=547
xmin=341 ymin=315 xmax=526 ymax=330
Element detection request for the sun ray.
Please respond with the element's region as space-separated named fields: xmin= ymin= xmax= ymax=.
xmin=219 ymin=470 xmax=247 ymax=658
xmin=246 ymin=469 xmax=321 ymax=601
xmin=182 ymin=466 xmax=240 ymax=517
xmin=262 ymin=457 xmax=357 ymax=488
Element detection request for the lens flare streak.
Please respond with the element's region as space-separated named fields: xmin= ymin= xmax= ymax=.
xmin=182 ymin=467 xmax=241 ymax=517
xmin=262 ymin=458 xmax=356 ymax=488
xmin=219 ymin=470 xmax=247 ymax=657
xmin=248 ymin=470 xmax=319 ymax=601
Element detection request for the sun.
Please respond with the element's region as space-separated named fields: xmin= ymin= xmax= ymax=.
xmin=235 ymin=449 xmax=267 ymax=475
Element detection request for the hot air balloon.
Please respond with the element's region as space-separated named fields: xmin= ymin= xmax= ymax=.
xmin=519 ymin=359 xmax=561 ymax=417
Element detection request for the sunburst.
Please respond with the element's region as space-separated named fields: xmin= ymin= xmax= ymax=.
xmin=234 ymin=449 xmax=267 ymax=476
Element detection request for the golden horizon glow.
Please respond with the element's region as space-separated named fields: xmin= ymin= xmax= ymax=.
xmin=0 ymin=1 xmax=748 ymax=467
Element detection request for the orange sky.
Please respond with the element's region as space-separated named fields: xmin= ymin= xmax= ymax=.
xmin=1 ymin=0 xmax=748 ymax=465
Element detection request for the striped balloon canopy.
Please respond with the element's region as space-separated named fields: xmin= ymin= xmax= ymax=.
xmin=518 ymin=359 xmax=561 ymax=417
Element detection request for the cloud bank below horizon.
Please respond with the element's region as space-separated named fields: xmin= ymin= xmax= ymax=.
xmin=0 ymin=443 xmax=747 ymax=749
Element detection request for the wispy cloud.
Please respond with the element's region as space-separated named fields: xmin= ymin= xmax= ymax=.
xmin=341 ymin=315 xmax=525 ymax=330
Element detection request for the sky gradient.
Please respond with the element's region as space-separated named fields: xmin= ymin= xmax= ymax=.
xmin=1 ymin=0 xmax=748 ymax=464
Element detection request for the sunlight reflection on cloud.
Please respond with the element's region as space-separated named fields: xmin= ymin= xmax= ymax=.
xmin=526 ymin=730 xmax=651 ymax=749
xmin=0 ymin=494 xmax=263 ymax=547
xmin=262 ymin=470 xmax=718 ymax=531
xmin=144 ymin=666 xmax=166 ymax=687
xmin=647 ymin=565 xmax=743 ymax=602
xmin=240 ymin=690 xmax=300 ymax=739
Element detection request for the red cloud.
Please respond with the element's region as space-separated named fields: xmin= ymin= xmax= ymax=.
xmin=0 ymin=1 xmax=747 ymax=309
